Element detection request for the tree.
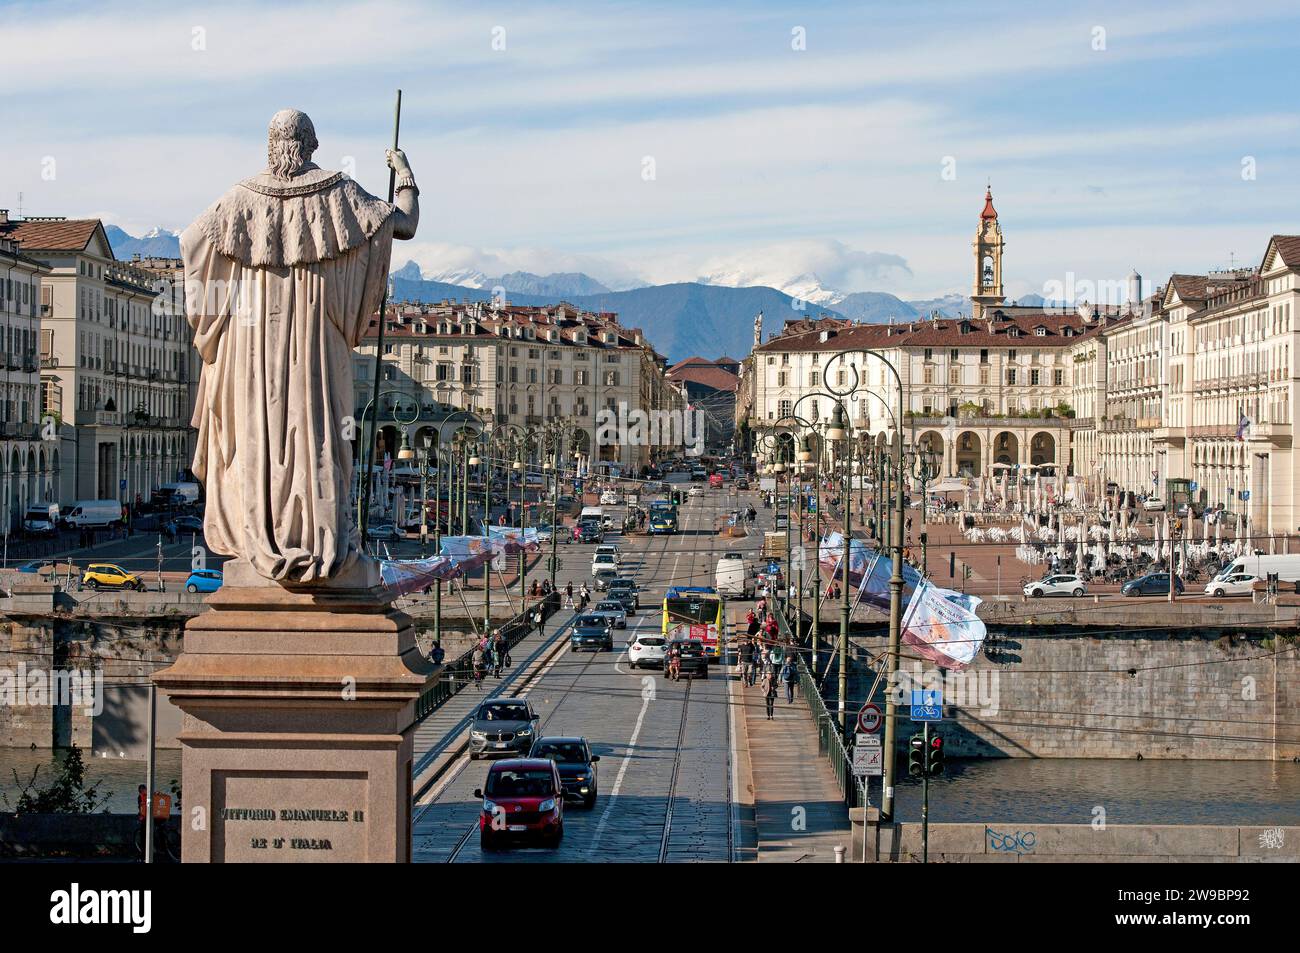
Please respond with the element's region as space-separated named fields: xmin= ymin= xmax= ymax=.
xmin=1 ymin=744 xmax=109 ymax=815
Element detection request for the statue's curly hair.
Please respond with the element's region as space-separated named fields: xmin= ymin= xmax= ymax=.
xmin=267 ymin=109 xmax=318 ymax=180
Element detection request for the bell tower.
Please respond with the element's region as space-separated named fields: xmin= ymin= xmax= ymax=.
xmin=971 ymin=184 xmax=1005 ymax=318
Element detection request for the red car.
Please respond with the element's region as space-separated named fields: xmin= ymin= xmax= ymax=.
xmin=708 ymin=473 xmax=724 ymax=489
xmin=474 ymin=758 xmax=565 ymax=850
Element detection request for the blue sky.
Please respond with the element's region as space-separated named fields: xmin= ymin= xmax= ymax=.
xmin=2 ymin=0 xmax=1298 ymax=301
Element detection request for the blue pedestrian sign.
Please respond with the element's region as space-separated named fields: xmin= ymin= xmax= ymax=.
xmin=119 ymin=479 xmax=127 ymax=490
xmin=910 ymin=688 xmax=943 ymax=722
xmin=1189 ymin=481 xmax=1198 ymax=492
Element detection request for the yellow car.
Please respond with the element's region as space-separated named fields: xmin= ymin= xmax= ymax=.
xmin=82 ymin=563 xmax=145 ymax=592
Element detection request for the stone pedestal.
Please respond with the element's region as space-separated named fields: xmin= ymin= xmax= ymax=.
xmin=153 ymin=573 xmax=436 ymax=863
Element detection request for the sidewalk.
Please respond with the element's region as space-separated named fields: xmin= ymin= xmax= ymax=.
xmin=733 ymin=670 xmax=852 ymax=862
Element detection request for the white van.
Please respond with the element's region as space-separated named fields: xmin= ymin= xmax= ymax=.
xmin=1212 ymin=554 xmax=1300 ymax=586
xmin=579 ymin=506 xmax=604 ymax=524
xmin=715 ymin=552 xmax=752 ymax=599
xmin=22 ymin=504 xmax=60 ymax=536
xmin=60 ymin=499 xmax=124 ymax=528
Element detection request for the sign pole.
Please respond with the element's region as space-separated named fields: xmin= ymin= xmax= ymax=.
xmin=921 ymin=719 xmax=930 ymax=864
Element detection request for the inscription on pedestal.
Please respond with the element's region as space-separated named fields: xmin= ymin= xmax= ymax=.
xmin=213 ymin=771 xmax=370 ymax=862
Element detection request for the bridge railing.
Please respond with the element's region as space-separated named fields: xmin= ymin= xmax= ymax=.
xmin=773 ymin=599 xmax=865 ymax=809
xmin=414 ymin=589 xmax=561 ymax=722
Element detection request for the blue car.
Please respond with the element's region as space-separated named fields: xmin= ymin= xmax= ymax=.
xmin=1121 ymin=572 xmax=1184 ymax=597
xmin=15 ymin=560 xmax=44 ymax=573
xmin=185 ymin=569 xmax=223 ymax=593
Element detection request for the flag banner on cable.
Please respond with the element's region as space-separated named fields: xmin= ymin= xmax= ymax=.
xmin=900 ymin=579 xmax=987 ymax=670
xmin=854 ymin=548 xmax=923 ymax=611
xmin=379 ymin=555 xmax=459 ymax=596
xmin=818 ymin=531 xmax=870 ymax=578
xmin=439 ymin=535 xmax=492 ymax=571
xmin=487 ymin=526 xmax=541 ymax=554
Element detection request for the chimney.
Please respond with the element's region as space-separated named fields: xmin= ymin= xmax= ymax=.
xmin=0 ymin=209 xmax=8 ymax=225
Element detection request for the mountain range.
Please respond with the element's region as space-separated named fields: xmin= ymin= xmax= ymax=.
xmin=100 ymin=226 xmax=981 ymax=361
xmin=105 ymin=224 xmax=181 ymax=259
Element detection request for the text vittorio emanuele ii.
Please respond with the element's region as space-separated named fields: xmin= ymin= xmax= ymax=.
xmin=221 ymin=807 xmax=364 ymax=852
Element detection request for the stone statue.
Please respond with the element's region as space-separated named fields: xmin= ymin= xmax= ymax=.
xmin=753 ymin=311 xmax=763 ymax=348
xmin=181 ymin=109 xmax=419 ymax=586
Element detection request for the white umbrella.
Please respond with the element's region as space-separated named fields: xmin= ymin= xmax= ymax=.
xmin=1076 ymin=510 xmax=1087 ymax=575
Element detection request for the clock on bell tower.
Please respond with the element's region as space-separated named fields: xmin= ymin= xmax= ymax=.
xmin=971 ymin=184 xmax=1005 ymax=318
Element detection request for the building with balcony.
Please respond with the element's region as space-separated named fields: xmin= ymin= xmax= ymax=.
xmin=0 ymin=217 xmax=52 ymax=530
xmin=0 ymin=215 xmax=195 ymax=503
xmin=353 ymin=299 xmax=683 ymax=471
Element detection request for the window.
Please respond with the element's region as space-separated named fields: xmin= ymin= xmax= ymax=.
xmin=1053 ymin=369 xmax=1063 ymax=386
xmin=778 ymin=399 xmax=792 ymax=419
xmin=1034 ymin=326 xmax=1047 ymax=337
xmin=979 ymin=348 xmax=988 ymax=364
xmin=777 ymin=372 xmax=787 ymax=387
xmin=809 ymin=371 xmax=819 ymax=387
xmin=605 ymin=371 xmax=619 ymax=386
xmin=1030 ymin=369 xmax=1040 ymax=386
xmin=923 ymin=348 xmax=933 ymax=361
xmin=950 ymin=349 xmax=959 ymax=361
xmin=1007 ymin=368 xmax=1017 ymax=385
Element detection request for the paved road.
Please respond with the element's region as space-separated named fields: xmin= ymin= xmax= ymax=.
xmin=411 ymin=473 xmax=761 ymax=862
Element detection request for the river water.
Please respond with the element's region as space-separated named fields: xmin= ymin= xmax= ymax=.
xmin=882 ymin=758 xmax=1300 ymax=825
xmin=1 ymin=748 xmax=183 ymax=815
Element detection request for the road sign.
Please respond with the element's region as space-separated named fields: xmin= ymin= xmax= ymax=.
xmin=120 ymin=479 xmax=127 ymax=490
xmin=1242 ymin=490 xmax=1251 ymax=501
xmin=853 ymin=735 xmax=883 ymax=777
xmin=857 ymin=702 xmax=882 ymax=734
xmin=1189 ymin=481 xmax=1198 ymax=492
xmin=910 ymin=688 xmax=943 ymax=722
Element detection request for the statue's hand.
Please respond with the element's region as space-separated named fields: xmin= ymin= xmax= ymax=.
xmin=386 ymin=148 xmax=413 ymax=176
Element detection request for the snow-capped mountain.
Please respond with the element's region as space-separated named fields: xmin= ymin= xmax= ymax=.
xmin=698 ymin=268 xmax=844 ymax=306
xmin=395 ymin=263 xmax=611 ymax=298
xmin=105 ymin=224 xmax=181 ymax=259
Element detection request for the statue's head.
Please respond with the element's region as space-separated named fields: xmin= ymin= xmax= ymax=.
xmin=266 ymin=108 xmax=319 ymax=180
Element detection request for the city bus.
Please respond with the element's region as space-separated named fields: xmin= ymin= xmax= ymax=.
xmin=648 ymin=500 xmax=678 ymax=534
xmin=663 ymin=586 xmax=725 ymax=662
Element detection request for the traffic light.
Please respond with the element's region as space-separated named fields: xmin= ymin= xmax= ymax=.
xmin=927 ymin=734 xmax=946 ymax=776
xmin=949 ymin=552 xmax=956 ymax=578
xmin=908 ymin=735 xmax=925 ymax=777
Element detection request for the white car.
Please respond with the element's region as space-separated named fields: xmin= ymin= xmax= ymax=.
xmin=1023 ymin=573 xmax=1088 ymax=598
xmin=688 ymin=485 xmax=702 ymax=498
xmin=600 ymin=489 xmax=620 ymax=506
xmin=1142 ymin=497 xmax=1166 ymax=511
xmin=1205 ymin=573 xmax=1258 ymax=597
xmin=594 ymin=544 xmax=621 ymax=566
xmin=627 ymin=634 xmax=668 ymax=669
xmin=591 ymin=552 xmax=618 ymax=575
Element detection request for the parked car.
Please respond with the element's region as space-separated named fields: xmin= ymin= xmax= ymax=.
xmin=1141 ymin=497 xmax=1166 ymax=511
xmin=690 ymin=468 xmax=707 ymax=482
xmin=1023 ymin=573 xmax=1088 ymax=598
xmin=474 ymin=758 xmax=564 ymax=850
xmin=366 ymin=522 xmax=402 ymax=540
xmin=664 ymin=638 xmax=709 ymax=679
xmin=570 ymin=615 xmax=614 ymax=652
xmin=185 ymin=569 xmax=224 ymax=594
xmin=627 ymin=634 xmax=668 ymax=669
xmin=1205 ymin=573 xmax=1258 ymax=598
xmin=22 ymin=506 xmax=59 ymax=536
xmin=528 ymin=736 xmax=600 ymax=809
xmin=15 ymin=560 xmax=45 ymax=573
xmin=1121 ymin=572 xmax=1184 ymax=597
xmin=82 ymin=563 xmax=145 ymax=592
xmin=591 ymin=599 xmax=628 ymax=629
xmin=165 ymin=515 xmax=205 ymax=537
xmin=607 ymin=585 xmax=638 ymax=614
xmin=468 ymin=698 xmax=540 ymax=759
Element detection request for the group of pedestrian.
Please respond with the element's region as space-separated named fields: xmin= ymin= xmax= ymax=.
xmin=739 ymin=608 xmax=797 ymax=719
xmin=471 ymin=628 xmax=512 ymax=685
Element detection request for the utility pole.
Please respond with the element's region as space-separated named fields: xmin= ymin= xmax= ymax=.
xmin=838 ymin=426 xmax=853 ymax=735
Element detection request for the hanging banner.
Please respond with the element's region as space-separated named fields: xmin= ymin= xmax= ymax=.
xmin=900 ymin=580 xmax=987 ymax=670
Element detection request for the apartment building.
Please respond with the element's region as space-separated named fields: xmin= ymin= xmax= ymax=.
xmin=353 ymin=299 xmax=684 ymax=471
xmin=0 ymin=215 xmax=194 ymax=503
xmin=0 ymin=218 xmax=52 ymax=530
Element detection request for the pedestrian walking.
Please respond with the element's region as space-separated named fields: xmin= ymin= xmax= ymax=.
xmin=739 ymin=638 xmax=754 ymax=684
xmin=492 ymin=629 xmax=507 ymax=676
xmin=780 ymin=657 xmax=796 ymax=703
xmin=565 ymin=581 xmax=574 ymax=609
xmin=764 ymin=672 xmax=778 ymax=720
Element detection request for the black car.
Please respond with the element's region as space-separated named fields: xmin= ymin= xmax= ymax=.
xmin=529 ymin=736 xmax=600 ymax=808
xmin=735 ymin=478 xmax=749 ymax=490
xmin=607 ymin=586 xmax=638 ymax=614
xmin=610 ymin=577 xmax=639 ymax=594
xmin=665 ymin=638 xmax=708 ymax=679
xmin=469 ymin=698 xmax=540 ymax=759
xmin=571 ymin=615 xmax=614 ymax=652
xmin=574 ymin=522 xmax=602 ymax=544
xmin=165 ymin=515 xmax=205 ymax=536
xmin=1121 ymin=573 xmax=1185 ymax=597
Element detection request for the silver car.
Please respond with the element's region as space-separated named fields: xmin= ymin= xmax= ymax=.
xmin=591 ymin=599 xmax=628 ymax=629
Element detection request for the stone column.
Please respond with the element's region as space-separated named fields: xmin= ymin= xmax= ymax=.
xmin=154 ymin=562 xmax=436 ymax=863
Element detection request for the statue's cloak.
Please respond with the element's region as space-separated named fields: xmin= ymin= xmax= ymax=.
xmin=182 ymin=166 xmax=395 ymax=584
